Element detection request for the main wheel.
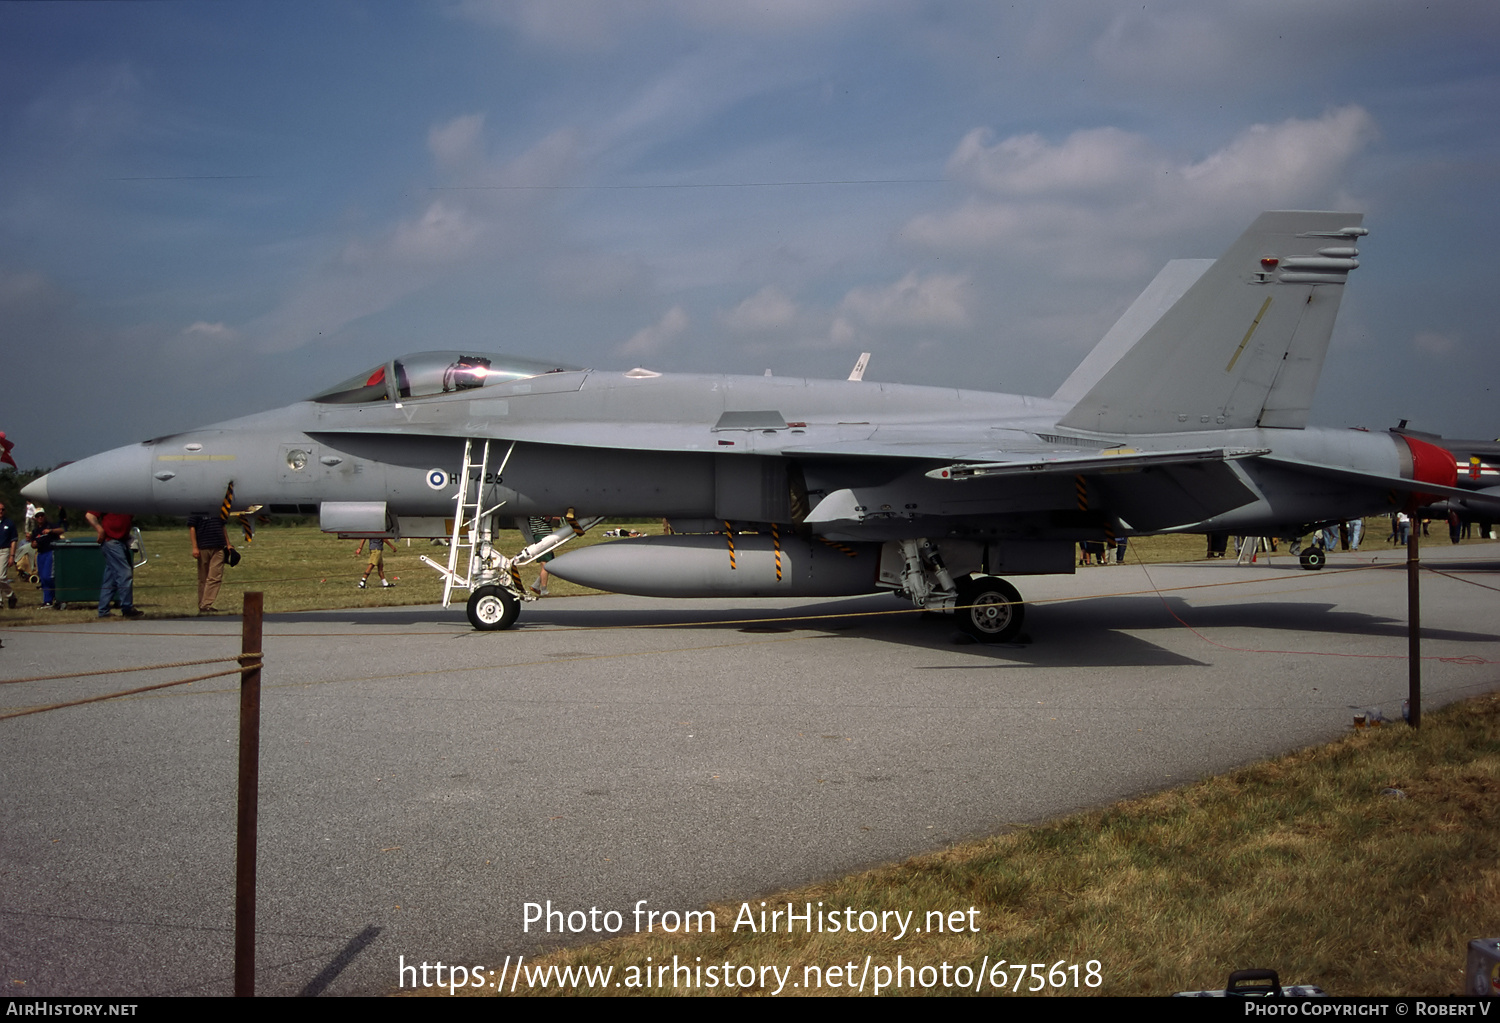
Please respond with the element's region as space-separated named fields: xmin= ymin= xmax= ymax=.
xmin=955 ymin=576 xmax=1025 ymax=643
xmin=1299 ymin=549 xmax=1326 ymax=571
xmin=466 ymin=586 xmax=519 ymax=631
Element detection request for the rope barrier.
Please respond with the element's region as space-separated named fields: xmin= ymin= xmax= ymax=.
xmin=1423 ymin=566 xmax=1500 ymax=593
xmin=0 ymin=665 xmax=258 ymax=721
xmin=1 ymin=656 xmax=240 ymax=686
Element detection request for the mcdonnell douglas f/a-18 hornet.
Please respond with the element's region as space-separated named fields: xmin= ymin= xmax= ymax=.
xmin=24 ymin=212 xmax=1500 ymax=638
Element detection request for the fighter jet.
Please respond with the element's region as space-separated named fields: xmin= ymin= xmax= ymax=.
xmin=24 ymin=211 xmax=1497 ymax=639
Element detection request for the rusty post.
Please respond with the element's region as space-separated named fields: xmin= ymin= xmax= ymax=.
xmin=235 ymin=593 xmax=264 ymax=996
xmin=1407 ymin=524 xmax=1421 ymax=728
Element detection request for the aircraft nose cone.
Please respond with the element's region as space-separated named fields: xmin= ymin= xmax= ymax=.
xmin=23 ymin=444 xmax=157 ymax=513
xmin=19 ymin=475 xmax=49 ymax=504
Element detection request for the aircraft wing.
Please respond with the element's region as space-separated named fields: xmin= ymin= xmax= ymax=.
xmin=921 ymin=446 xmax=1272 ymax=480
xmin=799 ymin=444 xmax=1272 ymax=535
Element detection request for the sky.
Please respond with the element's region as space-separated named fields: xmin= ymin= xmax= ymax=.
xmin=2 ymin=0 xmax=1497 ymax=469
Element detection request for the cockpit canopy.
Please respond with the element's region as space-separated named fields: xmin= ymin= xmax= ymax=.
xmin=310 ymin=351 xmax=582 ymax=405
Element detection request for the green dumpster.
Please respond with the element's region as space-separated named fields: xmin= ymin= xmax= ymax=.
xmin=52 ymin=539 xmax=105 ymax=610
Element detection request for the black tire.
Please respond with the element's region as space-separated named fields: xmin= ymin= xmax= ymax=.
xmin=955 ymin=576 xmax=1025 ymax=643
xmin=466 ymin=586 xmax=519 ymax=631
xmin=1300 ymin=549 xmax=1326 ymax=571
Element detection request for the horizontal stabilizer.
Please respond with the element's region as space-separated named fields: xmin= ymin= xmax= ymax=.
xmin=1259 ymin=455 xmax=1500 ymax=513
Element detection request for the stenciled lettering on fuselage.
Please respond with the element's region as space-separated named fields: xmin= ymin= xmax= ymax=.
xmin=425 ymin=468 xmax=504 ymax=490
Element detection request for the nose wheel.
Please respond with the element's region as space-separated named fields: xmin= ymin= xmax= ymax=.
xmin=1299 ymin=548 xmax=1326 ymax=571
xmin=466 ymin=586 xmax=519 ymax=631
xmin=955 ymin=576 xmax=1025 ymax=643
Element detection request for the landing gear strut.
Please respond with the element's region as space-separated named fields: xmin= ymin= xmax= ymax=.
xmin=889 ymin=538 xmax=1027 ymax=643
xmin=420 ymin=439 xmax=602 ymax=630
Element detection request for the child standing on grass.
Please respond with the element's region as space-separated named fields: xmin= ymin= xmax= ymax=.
xmin=356 ymin=537 xmax=393 ymax=588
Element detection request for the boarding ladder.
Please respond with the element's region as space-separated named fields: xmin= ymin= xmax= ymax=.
xmin=422 ymin=438 xmax=605 ymax=608
xmin=438 ymin=439 xmax=515 ymax=606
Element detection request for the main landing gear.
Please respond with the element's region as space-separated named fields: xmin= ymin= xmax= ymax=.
xmin=1298 ymin=548 xmax=1326 ymax=571
xmin=892 ymin=538 xmax=1026 ymax=644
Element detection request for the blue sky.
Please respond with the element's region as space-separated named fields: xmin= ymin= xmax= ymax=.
xmin=3 ymin=0 xmax=1497 ymax=468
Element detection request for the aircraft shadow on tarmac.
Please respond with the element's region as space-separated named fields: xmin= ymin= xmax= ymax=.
xmin=260 ymin=585 xmax=1496 ymax=671
xmin=1173 ymin=555 xmax=1500 ymax=574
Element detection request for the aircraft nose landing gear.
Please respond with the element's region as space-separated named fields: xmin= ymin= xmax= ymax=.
xmin=420 ymin=439 xmax=603 ymax=631
xmin=467 ymin=585 xmax=519 ymax=631
xmin=955 ymin=576 xmax=1026 ymax=643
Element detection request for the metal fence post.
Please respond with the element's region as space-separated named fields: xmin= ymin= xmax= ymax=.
xmin=235 ymin=593 xmax=264 ymax=996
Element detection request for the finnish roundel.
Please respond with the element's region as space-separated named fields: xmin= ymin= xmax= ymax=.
xmin=425 ymin=468 xmax=450 ymax=490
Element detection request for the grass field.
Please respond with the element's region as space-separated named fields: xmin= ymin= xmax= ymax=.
xmin=2 ymin=519 xmax=1492 ymax=627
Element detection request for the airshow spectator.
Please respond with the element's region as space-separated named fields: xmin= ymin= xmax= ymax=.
xmin=29 ymin=509 xmax=65 ymax=607
xmin=0 ymin=501 xmax=17 ymax=610
xmin=188 ymin=512 xmax=233 ymax=614
xmin=356 ymin=537 xmax=393 ymax=588
xmin=87 ymin=510 xmax=143 ymax=618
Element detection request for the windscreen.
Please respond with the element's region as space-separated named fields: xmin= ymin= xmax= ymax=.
xmin=310 ymin=351 xmax=582 ymax=404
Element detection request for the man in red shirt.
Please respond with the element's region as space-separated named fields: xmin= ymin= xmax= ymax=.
xmin=87 ymin=510 xmax=144 ymax=619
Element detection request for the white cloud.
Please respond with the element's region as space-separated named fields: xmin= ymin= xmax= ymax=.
xmin=949 ymin=126 xmax=1160 ymax=196
xmin=722 ymin=285 xmax=797 ymax=332
xmin=333 ymin=199 xmax=483 ymax=269
xmin=1179 ymin=106 xmax=1378 ymax=207
xmin=540 ymin=250 xmax=651 ymax=301
xmin=0 ymin=270 xmax=53 ymax=307
xmin=428 ymin=113 xmax=486 ymax=170
xmin=24 ymin=62 xmax=144 ymax=146
xmin=839 ymin=272 xmax=973 ymax=330
xmin=487 ymin=126 xmax=582 ymax=190
xmin=904 ymin=107 xmax=1378 ymax=276
xmin=182 ymin=321 xmax=239 ymax=342
xmin=453 ymin=0 xmax=875 ymax=50
xmin=619 ymin=305 xmax=688 ymax=356
xmin=1089 ymin=7 xmax=1233 ymax=84
xmin=1413 ymin=331 xmax=1457 ymax=356
xmin=384 ymin=200 xmax=483 ymax=264
xmin=252 ymin=121 xmax=584 ymax=352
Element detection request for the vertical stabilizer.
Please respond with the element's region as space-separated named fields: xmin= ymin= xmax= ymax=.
xmin=1057 ymin=211 xmax=1365 ymax=435
xmin=1053 ymin=259 xmax=1213 ymax=407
